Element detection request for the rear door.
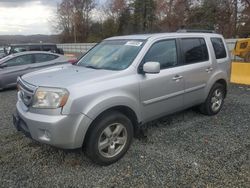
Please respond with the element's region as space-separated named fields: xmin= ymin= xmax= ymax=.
xmin=179 ymin=37 xmax=213 ymax=107
xmin=0 ymin=54 xmax=34 ymax=87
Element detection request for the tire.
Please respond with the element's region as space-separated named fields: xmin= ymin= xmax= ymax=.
xmin=85 ymin=111 xmax=134 ymax=166
xmin=199 ymin=83 xmax=226 ymax=116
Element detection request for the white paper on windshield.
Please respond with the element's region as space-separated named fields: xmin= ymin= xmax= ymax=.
xmin=125 ymin=41 xmax=143 ymax=47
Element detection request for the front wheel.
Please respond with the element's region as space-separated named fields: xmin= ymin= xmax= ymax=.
xmin=85 ymin=111 xmax=134 ymax=166
xmin=199 ymin=83 xmax=226 ymax=116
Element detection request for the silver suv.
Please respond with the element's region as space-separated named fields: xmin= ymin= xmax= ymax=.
xmin=13 ymin=32 xmax=231 ymax=165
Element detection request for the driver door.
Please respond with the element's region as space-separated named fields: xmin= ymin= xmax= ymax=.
xmin=139 ymin=39 xmax=185 ymax=122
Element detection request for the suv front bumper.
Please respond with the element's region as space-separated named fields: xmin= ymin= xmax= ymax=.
xmin=14 ymin=100 xmax=92 ymax=149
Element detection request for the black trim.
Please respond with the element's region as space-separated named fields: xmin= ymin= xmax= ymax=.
xmin=176 ymin=38 xmax=184 ymax=65
xmin=13 ymin=113 xmax=32 ymax=138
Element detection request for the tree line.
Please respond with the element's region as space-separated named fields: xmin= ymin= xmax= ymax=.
xmin=55 ymin=0 xmax=250 ymax=43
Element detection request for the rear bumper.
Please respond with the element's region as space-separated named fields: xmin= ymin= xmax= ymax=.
xmin=14 ymin=100 xmax=92 ymax=149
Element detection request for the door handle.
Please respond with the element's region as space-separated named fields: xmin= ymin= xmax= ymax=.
xmin=206 ymin=67 xmax=213 ymax=72
xmin=172 ymin=75 xmax=183 ymax=81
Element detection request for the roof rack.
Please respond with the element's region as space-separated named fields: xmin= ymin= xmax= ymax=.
xmin=177 ymin=29 xmax=216 ymax=33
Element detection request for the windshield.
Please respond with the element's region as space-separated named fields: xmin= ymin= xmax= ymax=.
xmin=77 ymin=40 xmax=145 ymax=70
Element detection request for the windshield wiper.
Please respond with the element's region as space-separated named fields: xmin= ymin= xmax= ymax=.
xmin=83 ymin=65 xmax=103 ymax=70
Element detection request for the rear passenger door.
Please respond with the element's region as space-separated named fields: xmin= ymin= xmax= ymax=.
xmin=139 ymin=39 xmax=185 ymax=122
xmin=179 ymin=37 xmax=213 ymax=107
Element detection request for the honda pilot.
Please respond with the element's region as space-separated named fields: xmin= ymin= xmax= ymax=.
xmin=13 ymin=32 xmax=231 ymax=165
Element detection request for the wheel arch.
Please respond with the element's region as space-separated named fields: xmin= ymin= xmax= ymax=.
xmin=205 ymin=70 xmax=229 ymax=99
xmin=214 ymin=78 xmax=228 ymax=96
xmin=82 ymin=105 xmax=140 ymax=148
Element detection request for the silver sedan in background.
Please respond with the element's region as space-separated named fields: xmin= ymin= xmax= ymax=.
xmin=0 ymin=51 xmax=68 ymax=90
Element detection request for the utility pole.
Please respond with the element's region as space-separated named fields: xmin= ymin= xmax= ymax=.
xmin=234 ymin=0 xmax=238 ymax=38
xmin=73 ymin=7 xmax=77 ymax=43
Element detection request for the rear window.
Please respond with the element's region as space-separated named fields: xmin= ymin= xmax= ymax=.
xmin=34 ymin=54 xmax=58 ymax=63
xmin=211 ymin=38 xmax=227 ymax=59
xmin=181 ymin=38 xmax=209 ymax=64
xmin=240 ymin=42 xmax=248 ymax=49
xmin=5 ymin=54 xmax=34 ymax=67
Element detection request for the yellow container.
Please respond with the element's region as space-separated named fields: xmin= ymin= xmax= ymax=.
xmin=231 ymin=62 xmax=250 ymax=85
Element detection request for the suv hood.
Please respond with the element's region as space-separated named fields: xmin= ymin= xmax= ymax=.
xmin=22 ymin=64 xmax=118 ymax=88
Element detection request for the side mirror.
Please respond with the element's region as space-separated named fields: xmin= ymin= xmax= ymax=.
xmin=143 ymin=62 xmax=160 ymax=74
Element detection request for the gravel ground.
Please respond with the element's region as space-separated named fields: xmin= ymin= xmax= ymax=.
xmin=0 ymin=84 xmax=250 ymax=187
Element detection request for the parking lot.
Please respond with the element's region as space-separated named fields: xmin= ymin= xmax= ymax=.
xmin=0 ymin=84 xmax=249 ymax=187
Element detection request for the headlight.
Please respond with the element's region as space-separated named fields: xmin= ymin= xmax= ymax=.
xmin=32 ymin=87 xmax=69 ymax=109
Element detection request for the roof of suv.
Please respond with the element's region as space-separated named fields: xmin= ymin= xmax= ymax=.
xmin=106 ymin=32 xmax=223 ymax=41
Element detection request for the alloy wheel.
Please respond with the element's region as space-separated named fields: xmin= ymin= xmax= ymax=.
xmin=98 ymin=123 xmax=128 ymax=158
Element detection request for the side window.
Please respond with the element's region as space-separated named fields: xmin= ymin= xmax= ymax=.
xmin=5 ymin=55 xmax=34 ymax=67
xmin=34 ymin=54 xmax=58 ymax=63
xmin=144 ymin=40 xmax=178 ymax=69
xmin=181 ymin=38 xmax=209 ymax=64
xmin=211 ymin=38 xmax=227 ymax=59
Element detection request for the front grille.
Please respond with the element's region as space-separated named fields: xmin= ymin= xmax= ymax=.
xmin=17 ymin=77 xmax=37 ymax=106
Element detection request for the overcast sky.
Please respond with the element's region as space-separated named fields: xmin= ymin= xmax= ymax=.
xmin=0 ymin=0 xmax=104 ymax=35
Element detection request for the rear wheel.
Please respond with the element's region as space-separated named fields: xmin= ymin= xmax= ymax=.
xmin=199 ymin=83 xmax=226 ymax=115
xmin=85 ymin=111 xmax=133 ymax=166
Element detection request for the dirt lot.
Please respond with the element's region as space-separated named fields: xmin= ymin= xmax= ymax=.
xmin=0 ymin=84 xmax=250 ymax=187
